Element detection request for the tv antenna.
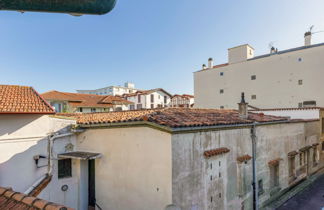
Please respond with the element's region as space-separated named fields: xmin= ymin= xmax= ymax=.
xmin=307 ymin=25 xmax=324 ymax=35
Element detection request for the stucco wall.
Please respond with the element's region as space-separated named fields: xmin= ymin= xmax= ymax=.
xmin=171 ymin=121 xmax=321 ymax=210
xmin=0 ymin=115 xmax=82 ymax=209
xmin=76 ymin=126 xmax=173 ymax=210
xmin=194 ymin=45 xmax=324 ymax=109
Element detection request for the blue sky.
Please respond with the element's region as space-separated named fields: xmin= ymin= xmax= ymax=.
xmin=1 ymin=0 xmax=324 ymax=94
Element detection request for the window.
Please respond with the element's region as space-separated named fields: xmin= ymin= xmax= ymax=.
xmin=150 ymin=94 xmax=154 ymax=103
xmin=298 ymin=80 xmax=303 ymax=85
xmin=151 ymin=104 xmax=154 ymax=109
xmin=58 ymin=159 xmax=72 ymax=179
xmin=251 ymin=75 xmax=256 ymax=80
xmin=313 ymin=146 xmax=318 ymax=166
xmin=258 ymin=179 xmax=264 ymax=195
xmin=220 ymin=89 xmax=224 ymax=94
xmin=138 ymin=95 xmax=141 ymax=103
xmin=322 ymin=142 xmax=324 ymax=151
xmin=322 ymin=118 xmax=324 ymax=134
xmin=137 ymin=104 xmax=142 ymax=110
xmin=130 ymin=105 xmax=135 ymax=110
xmin=251 ymin=95 xmax=256 ymax=100
xmin=270 ymin=164 xmax=279 ymax=188
xmin=220 ymin=72 xmax=224 ymax=76
xmin=164 ymin=96 xmax=167 ymax=104
xmin=79 ymin=107 xmax=83 ymax=112
xmin=220 ymin=106 xmax=224 ymax=109
xmin=288 ymin=156 xmax=295 ymax=177
xmin=298 ymin=103 xmax=303 ymax=108
xmin=91 ymin=108 xmax=96 ymax=113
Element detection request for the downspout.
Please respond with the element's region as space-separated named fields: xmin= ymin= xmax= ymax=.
xmin=24 ymin=132 xmax=74 ymax=195
xmin=251 ymin=122 xmax=259 ymax=210
xmin=48 ymin=132 xmax=74 ymax=175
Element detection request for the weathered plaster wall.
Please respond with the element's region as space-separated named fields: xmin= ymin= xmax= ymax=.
xmin=77 ymin=126 xmax=173 ymax=210
xmin=171 ymin=121 xmax=321 ymax=210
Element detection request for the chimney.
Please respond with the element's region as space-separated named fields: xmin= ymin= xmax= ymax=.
xmin=208 ymin=58 xmax=213 ymax=69
xmin=238 ymin=92 xmax=248 ymax=119
xmin=202 ymin=64 xmax=207 ymax=70
xmin=270 ymin=46 xmax=276 ymax=54
xmin=304 ymin=31 xmax=312 ymax=46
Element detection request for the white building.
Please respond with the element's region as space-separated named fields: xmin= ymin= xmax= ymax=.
xmin=123 ymin=88 xmax=172 ymax=110
xmin=170 ymin=94 xmax=194 ymax=108
xmin=77 ymin=82 xmax=138 ymax=96
xmin=0 ymin=85 xmax=94 ymax=210
xmin=194 ymin=31 xmax=324 ymax=109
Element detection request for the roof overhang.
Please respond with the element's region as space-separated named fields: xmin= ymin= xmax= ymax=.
xmin=58 ymin=151 xmax=102 ymax=160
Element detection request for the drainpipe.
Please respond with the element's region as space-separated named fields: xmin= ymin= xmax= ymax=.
xmin=48 ymin=132 xmax=74 ymax=175
xmin=251 ymin=122 xmax=259 ymax=210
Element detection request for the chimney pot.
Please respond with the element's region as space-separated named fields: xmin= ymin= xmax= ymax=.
xmin=304 ymin=31 xmax=312 ymax=46
xmin=238 ymin=92 xmax=248 ymax=119
xmin=208 ymin=58 xmax=213 ymax=69
xmin=202 ymin=64 xmax=207 ymax=70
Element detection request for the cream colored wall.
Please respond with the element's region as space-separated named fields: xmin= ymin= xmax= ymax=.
xmin=76 ymin=126 xmax=173 ymax=210
xmin=195 ymin=44 xmax=324 ymax=109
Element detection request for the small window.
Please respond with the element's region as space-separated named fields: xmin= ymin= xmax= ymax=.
xmin=58 ymin=159 xmax=72 ymax=179
xmin=164 ymin=96 xmax=167 ymax=104
xmin=220 ymin=72 xmax=224 ymax=76
xmin=219 ymin=172 xmax=221 ymax=178
xmin=91 ymin=108 xmax=96 ymax=113
xmin=138 ymin=95 xmax=141 ymax=103
xmin=322 ymin=142 xmax=324 ymax=151
xmin=251 ymin=95 xmax=256 ymax=100
xmin=79 ymin=108 xmax=83 ymax=112
xmin=298 ymin=80 xmax=303 ymax=85
xmin=251 ymin=75 xmax=256 ymax=80
xmin=258 ymin=179 xmax=264 ymax=195
xmin=298 ymin=103 xmax=303 ymax=108
xmin=322 ymin=118 xmax=324 ymax=134
xmin=288 ymin=156 xmax=295 ymax=177
xmin=129 ymin=105 xmax=135 ymax=110
xmin=220 ymin=106 xmax=224 ymax=109
xmin=137 ymin=104 xmax=142 ymax=110
xmin=151 ymin=104 xmax=154 ymax=109
xmin=220 ymin=89 xmax=224 ymax=94
xmin=150 ymin=94 xmax=154 ymax=103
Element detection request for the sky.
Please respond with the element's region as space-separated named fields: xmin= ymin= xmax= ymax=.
xmin=1 ymin=0 xmax=324 ymax=94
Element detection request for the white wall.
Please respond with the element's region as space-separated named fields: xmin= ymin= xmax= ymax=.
xmin=195 ymin=44 xmax=324 ymax=109
xmin=127 ymin=90 xmax=171 ymax=109
xmin=0 ymin=115 xmax=84 ymax=209
xmin=251 ymin=109 xmax=320 ymax=119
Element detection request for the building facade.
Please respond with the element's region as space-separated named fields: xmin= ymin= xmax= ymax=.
xmin=123 ymin=88 xmax=172 ymax=110
xmin=42 ymin=91 xmax=132 ymax=113
xmin=77 ymin=82 xmax=138 ymax=96
xmin=71 ymin=106 xmax=323 ymax=210
xmin=0 ymin=85 xmax=85 ymax=209
xmin=170 ymin=94 xmax=194 ymax=108
xmin=194 ymin=32 xmax=324 ymax=109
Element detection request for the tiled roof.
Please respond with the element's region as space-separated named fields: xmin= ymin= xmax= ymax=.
xmin=75 ymin=108 xmax=288 ymax=129
xmin=28 ymin=174 xmax=52 ymax=197
xmin=237 ymin=155 xmax=252 ymax=163
xmin=204 ymin=147 xmax=230 ymax=158
xmin=0 ymin=187 xmax=72 ymax=210
xmin=0 ymin=85 xmax=54 ymax=114
xmin=268 ymin=158 xmax=282 ymax=166
xmin=41 ymin=91 xmax=132 ymax=108
xmin=123 ymin=88 xmax=172 ymax=98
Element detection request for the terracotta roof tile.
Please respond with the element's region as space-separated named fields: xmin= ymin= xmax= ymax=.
xmin=0 ymin=187 xmax=72 ymax=210
xmin=268 ymin=158 xmax=282 ymax=166
xmin=74 ymin=108 xmax=288 ymax=128
xmin=204 ymin=147 xmax=230 ymax=158
xmin=0 ymin=85 xmax=54 ymax=114
xmin=41 ymin=91 xmax=132 ymax=109
xmin=237 ymin=155 xmax=252 ymax=163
